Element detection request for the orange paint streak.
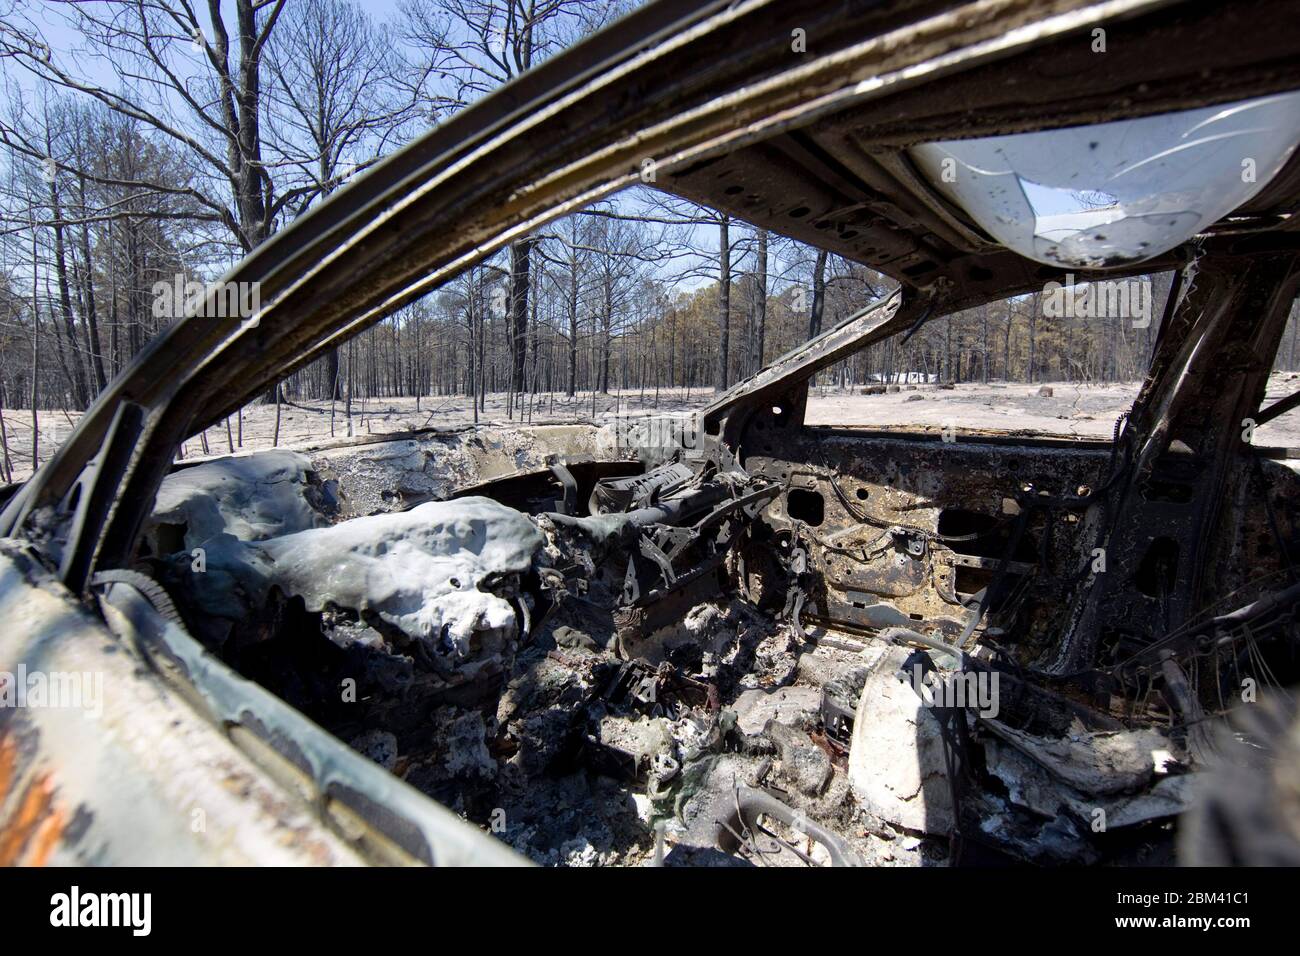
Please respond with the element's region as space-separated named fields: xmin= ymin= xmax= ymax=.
xmin=0 ymin=733 xmax=15 ymax=806
xmin=0 ymin=729 xmax=68 ymax=867
xmin=26 ymin=804 xmax=66 ymax=866
xmin=0 ymin=773 xmax=56 ymax=866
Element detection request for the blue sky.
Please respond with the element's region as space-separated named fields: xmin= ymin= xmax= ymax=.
xmin=5 ymin=0 xmax=802 ymax=295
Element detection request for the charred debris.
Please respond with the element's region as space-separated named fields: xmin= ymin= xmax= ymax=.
xmin=138 ymin=272 xmax=1300 ymax=867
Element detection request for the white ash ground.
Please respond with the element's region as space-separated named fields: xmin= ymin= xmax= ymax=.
xmin=10 ymin=372 xmax=1300 ymax=482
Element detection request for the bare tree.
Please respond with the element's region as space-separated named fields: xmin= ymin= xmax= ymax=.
xmin=1 ymin=1 xmax=303 ymax=252
xmin=751 ymin=227 xmax=768 ymax=375
xmin=402 ymin=0 xmax=625 ymax=408
xmin=808 ymin=247 xmax=827 ymax=339
xmin=718 ymin=215 xmax=731 ymax=390
xmin=265 ymin=0 xmax=428 ymax=399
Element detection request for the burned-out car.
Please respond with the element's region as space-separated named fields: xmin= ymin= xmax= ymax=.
xmin=3 ymin=0 xmax=1300 ymax=866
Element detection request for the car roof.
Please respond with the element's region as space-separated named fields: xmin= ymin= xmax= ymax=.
xmin=662 ymin=0 xmax=1300 ymax=307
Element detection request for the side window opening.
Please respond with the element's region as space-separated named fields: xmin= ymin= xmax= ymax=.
xmin=1254 ymin=294 xmax=1300 ymax=447
xmin=801 ymin=271 xmax=1177 ymax=439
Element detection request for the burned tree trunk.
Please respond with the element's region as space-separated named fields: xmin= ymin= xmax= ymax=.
xmin=510 ymin=239 xmax=533 ymax=403
xmin=717 ymin=216 xmax=732 ymax=390
xmin=808 ymin=247 xmax=827 ymax=340
xmin=76 ymin=174 xmax=107 ymax=394
xmin=752 ymin=228 xmax=768 ymax=375
xmin=47 ymin=172 xmax=90 ymax=410
xmin=567 ymin=257 xmax=579 ymax=398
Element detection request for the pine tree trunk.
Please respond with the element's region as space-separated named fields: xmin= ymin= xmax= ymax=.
xmin=716 ymin=216 xmax=731 ymax=390
xmin=808 ymin=248 xmax=827 ymax=339
xmin=753 ymin=228 xmax=768 ymax=374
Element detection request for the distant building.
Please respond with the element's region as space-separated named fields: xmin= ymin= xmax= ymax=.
xmin=867 ymin=371 xmax=939 ymax=384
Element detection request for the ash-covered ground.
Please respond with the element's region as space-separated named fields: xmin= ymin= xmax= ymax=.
xmin=352 ymin=594 xmax=938 ymax=867
xmin=13 ymin=372 xmax=1300 ymax=483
